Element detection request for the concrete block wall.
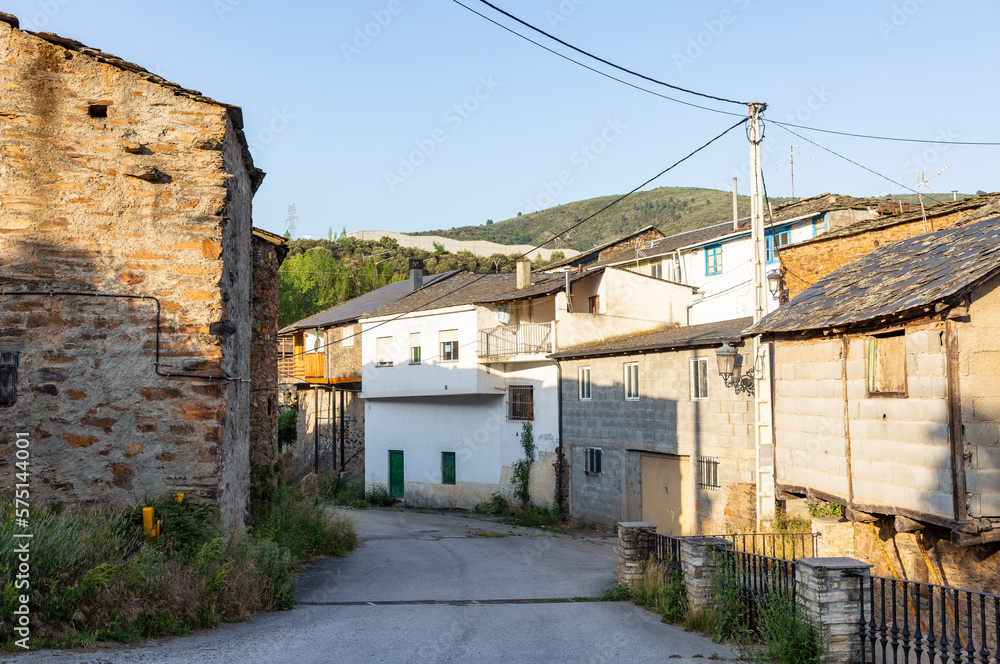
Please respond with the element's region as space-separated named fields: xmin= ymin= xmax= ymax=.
xmin=846 ymin=327 xmax=953 ymax=518
xmin=326 ymin=322 xmax=362 ymax=381
xmin=0 ymin=20 xmax=262 ymax=531
xmin=560 ymin=349 xmax=755 ymax=531
xmin=960 ymin=272 xmax=1000 ymax=518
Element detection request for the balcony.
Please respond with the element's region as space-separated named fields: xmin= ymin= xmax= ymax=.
xmin=478 ymin=323 xmax=553 ymax=361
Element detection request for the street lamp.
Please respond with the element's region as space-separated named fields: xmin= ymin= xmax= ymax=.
xmin=715 ymin=342 xmax=757 ymax=396
xmin=766 ymin=269 xmax=783 ymax=300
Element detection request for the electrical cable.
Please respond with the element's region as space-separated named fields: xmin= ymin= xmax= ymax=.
xmin=285 ymin=117 xmax=749 ymax=360
xmin=766 ymin=118 xmax=1000 ymax=147
xmin=468 ymin=0 xmax=750 ymax=106
xmin=775 ymin=123 xmax=949 ymax=207
xmin=449 ymin=0 xmax=746 ymax=118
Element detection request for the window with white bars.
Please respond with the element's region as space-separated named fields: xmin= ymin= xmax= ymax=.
xmin=698 ymin=456 xmax=720 ymax=490
xmin=624 ymin=362 xmax=639 ymax=400
xmin=507 ymin=385 xmax=534 ymax=420
xmin=585 ymin=447 xmax=602 ymax=475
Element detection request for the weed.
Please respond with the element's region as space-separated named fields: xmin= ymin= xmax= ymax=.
xmin=277 ymin=409 xmax=297 ymax=449
xmin=470 ymin=530 xmax=512 ymax=538
xmin=508 ymin=505 xmax=563 ymax=528
xmin=683 ymin=609 xmax=719 ymax=634
xmin=708 ymin=552 xmax=751 ymax=645
xmin=601 ymin=583 xmax=631 ymax=601
xmin=806 ymin=501 xmax=842 ymax=518
xmin=474 ymin=491 xmax=511 ymax=517
xmin=365 ymin=483 xmax=397 ymax=508
xmin=749 ymin=591 xmax=823 ymax=664
xmin=511 ymin=422 xmax=535 ymax=508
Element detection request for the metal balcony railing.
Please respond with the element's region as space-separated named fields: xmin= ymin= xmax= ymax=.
xmin=479 ymin=323 xmax=552 ymax=358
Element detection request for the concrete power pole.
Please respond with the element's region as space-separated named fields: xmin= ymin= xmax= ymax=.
xmin=748 ymin=102 xmax=776 ymax=529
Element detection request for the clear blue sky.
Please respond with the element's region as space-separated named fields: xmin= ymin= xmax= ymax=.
xmin=7 ymin=0 xmax=998 ymax=240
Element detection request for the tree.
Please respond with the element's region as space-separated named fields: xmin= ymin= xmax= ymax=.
xmin=432 ymin=241 xmax=448 ymax=256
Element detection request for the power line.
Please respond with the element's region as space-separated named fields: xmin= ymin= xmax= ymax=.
xmin=285 ymin=117 xmax=749 ymax=360
xmin=470 ymin=0 xmax=750 ymax=106
xmin=775 ymin=123 xmax=949 ymax=206
xmin=448 ymin=0 xmax=746 ymax=118
xmin=766 ymin=118 xmax=1000 ymax=147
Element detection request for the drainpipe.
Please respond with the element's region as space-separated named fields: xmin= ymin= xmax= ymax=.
xmin=549 ymin=358 xmax=564 ymax=511
xmin=314 ymin=386 xmax=319 ymax=475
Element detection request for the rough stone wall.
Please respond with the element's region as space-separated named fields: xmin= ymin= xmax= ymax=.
xmin=326 ymin=322 xmax=362 ymax=380
xmin=249 ymin=236 xmax=282 ymax=505
xmin=560 ymin=351 xmax=755 ymax=530
xmin=0 ymin=21 xmax=255 ymax=530
xmin=959 ymin=272 xmax=1000 ymax=519
xmin=779 ymin=209 xmax=974 ymax=299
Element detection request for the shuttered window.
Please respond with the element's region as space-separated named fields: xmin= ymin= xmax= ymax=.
xmin=441 ymin=452 xmax=456 ymax=485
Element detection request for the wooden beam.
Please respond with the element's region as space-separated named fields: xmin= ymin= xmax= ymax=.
xmin=945 ymin=320 xmax=969 ymax=525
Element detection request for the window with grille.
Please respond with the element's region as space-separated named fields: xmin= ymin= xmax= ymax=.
xmin=376 ymin=336 xmax=393 ymax=366
xmin=624 ymin=362 xmax=639 ymax=400
xmin=507 ymin=385 xmax=534 ymax=420
xmin=579 ymin=366 xmax=591 ymax=400
xmin=698 ymin=456 xmax=720 ymax=490
xmin=439 ymin=330 xmax=459 ymax=362
xmin=585 ymin=447 xmax=602 ymax=475
xmin=410 ymin=332 xmax=421 ymax=364
xmin=691 ymin=358 xmax=709 ymax=400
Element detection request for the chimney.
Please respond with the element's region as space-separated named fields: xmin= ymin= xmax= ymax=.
xmin=409 ymin=257 xmax=424 ymax=291
xmin=732 ymin=177 xmax=739 ymax=231
xmin=516 ymin=259 xmax=531 ymax=289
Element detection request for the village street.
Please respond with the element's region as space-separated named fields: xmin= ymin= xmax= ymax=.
xmin=6 ymin=509 xmax=733 ymax=664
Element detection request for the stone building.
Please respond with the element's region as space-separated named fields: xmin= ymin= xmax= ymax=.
xmin=750 ymin=214 xmax=1000 ymax=590
xmin=0 ymin=14 xmax=277 ymax=532
xmin=552 ymin=318 xmax=756 ymax=534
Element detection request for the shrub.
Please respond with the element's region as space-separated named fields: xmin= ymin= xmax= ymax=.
xmin=258 ymin=484 xmax=357 ymax=561
xmin=365 ymin=484 xmax=397 ymax=508
xmin=751 ymin=592 xmax=823 ymax=664
xmin=630 ymin=558 xmax=688 ymax=623
xmin=709 ymin=552 xmax=751 ymax=644
xmin=508 ymin=505 xmax=562 ymax=528
xmin=806 ymin=501 xmax=842 ymax=518
xmin=277 ymin=409 xmax=297 ymax=448
xmin=475 ymin=491 xmax=511 ymax=517
xmin=602 ymin=583 xmax=631 ymax=601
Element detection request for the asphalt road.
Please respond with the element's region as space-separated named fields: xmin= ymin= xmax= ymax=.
xmin=6 ymin=508 xmax=734 ymax=663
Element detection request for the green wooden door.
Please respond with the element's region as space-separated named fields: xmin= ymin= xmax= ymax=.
xmin=441 ymin=452 xmax=456 ymax=485
xmin=389 ymin=450 xmax=404 ymax=499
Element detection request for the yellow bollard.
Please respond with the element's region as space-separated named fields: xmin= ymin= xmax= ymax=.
xmin=143 ymin=507 xmax=156 ymax=537
xmin=175 ymin=493 xmax=184 ymax=503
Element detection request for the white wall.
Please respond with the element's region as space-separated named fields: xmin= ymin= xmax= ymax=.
xmin=348 ymin=230 xmax=578 ymax=261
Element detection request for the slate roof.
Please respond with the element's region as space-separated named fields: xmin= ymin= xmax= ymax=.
xmin=787 ymin=193 xmax=999 ymax=248
xmin=280 ymin=271 xmax=460 ymax=332
xmin=543 ymin=226 xmax=663 ymax=270
xmin=748 ymin=215 xmax=1000 ymax=336
xmin=550 ymin=317 xmax=752 ymax=359
xmin=366 ymin=269 xmax=604 ymax=318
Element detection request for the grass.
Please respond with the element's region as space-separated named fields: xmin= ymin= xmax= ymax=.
xmin=0 ymin=483 xmax=356 ymax=649
xmin=508 ymin=505 xmax=563 ymax=528
xmin=469 ymin=530 xmax=512 ymax=538
xmin=317 ymin=475 xmax=397 ymax=509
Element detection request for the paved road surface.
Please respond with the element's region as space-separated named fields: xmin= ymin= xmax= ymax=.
xmin=5 ymin=509 xmax=734 ymax=663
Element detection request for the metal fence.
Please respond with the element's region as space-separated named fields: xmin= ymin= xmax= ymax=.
xmin=478 ymin=323 xmax=552 ymax=357
xmin=715 ymin=546 xmax=798 ymax=635
xmin=855 ymin=573 xmax=1000 ymax=664
xmin=718 ymin=532 xmax=819 ymax=560
xmin=646 ymin=531 xmax=682 ymax=572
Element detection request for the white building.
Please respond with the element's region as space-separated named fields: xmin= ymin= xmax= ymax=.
xmin=359 ymin=261 xmax=695 ymax=509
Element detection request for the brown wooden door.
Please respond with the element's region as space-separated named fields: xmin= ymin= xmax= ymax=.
xmin=640 ymin=453 xmax=694 ymax=536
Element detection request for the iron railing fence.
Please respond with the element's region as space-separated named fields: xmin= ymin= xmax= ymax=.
xmin=478 ymin=323 xmax=552 ymax=357
xmin=715 ymin=546 xmax=798 ymax=636
xmin=854 ymin=573 xmax=1000 ymax=664
xmin=719 ymin=532 xmax=820 ymax=560
xmin=645 ymin=530 xmax=683 ymax=572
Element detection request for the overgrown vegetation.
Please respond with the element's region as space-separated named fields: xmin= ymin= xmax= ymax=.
xmin=508 ymin=505 xmax=563 ymax=529
xmin=630 ymin=558 xmax=689 ymax=624
xmin=805 ymin=501 xmax=843 ymax=518
xmin=317 ymin=475 xmax=397 ymax=509
xmin=277 ymin=408 xmax=297 ymax=449
xmin=511 ymin=422 xmax=535 ymax=509
xmin=0 ymin=484 xmax=356 ymax=649
xmin=474 ymin=491 xmax=511 ymax=517
xmin=752 ymin=592 xmax=823 ymax=664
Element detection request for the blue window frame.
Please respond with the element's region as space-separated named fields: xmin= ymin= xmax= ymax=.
xmin=813 ymin=215 xmax=828 ymax=237
xmin=705 ymin=244 xmax=722 ymax=275
xmin=765 ymin=226 xmax=791 ymax=264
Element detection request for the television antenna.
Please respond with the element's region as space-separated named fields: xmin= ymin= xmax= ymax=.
xmin=776 ymin=142 xmax=820 ymax=201
xmin=917 ymin=163 xmax=953 ymax=231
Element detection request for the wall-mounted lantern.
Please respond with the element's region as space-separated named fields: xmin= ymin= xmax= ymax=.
xmin=766 ymin=270 xmax=783 ymax=300
xmin=0 ymin=351 xmax=20 ymax=407
xmin=715 ymin=342 xmax=757 ymax=396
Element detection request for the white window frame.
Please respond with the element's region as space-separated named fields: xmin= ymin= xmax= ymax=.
xmin=376 ymin=336 xmax=393 ymax=367
xmin=691 ymin=357 xmax=709 ymax=400
xmin=342 ymin=324 xmax=354 ymax=347
xmin=578 ymin=366 xmax=592 ymax=400
xmin=624 ymin=362 xmax=639 ymax=401
xmin=409 ymin=332 xmax=421 ymax=364
xmin=439 ymin=330 xmax=459 ymax=362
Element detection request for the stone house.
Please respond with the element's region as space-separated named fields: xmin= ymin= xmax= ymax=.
xmin=0 ymin=14 xmax=279 ymax=532
xmin=551 ymin=318 xmax=755 ymax=534
xmin=777 ymin=192 xmax=1000 ymax=300
xmin=277 ymin=261 xmax=457 ymax=480
xmin=749 ymin=214 xmax=1000 ymax=590
xmin=360 ymin=261 xmax=695 ymax=509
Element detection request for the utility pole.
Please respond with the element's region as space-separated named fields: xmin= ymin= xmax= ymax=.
xmin=748 ymin=102 xmax=775 ymax=529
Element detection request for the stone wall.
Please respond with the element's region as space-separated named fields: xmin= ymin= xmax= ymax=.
xmin=0 ymin=19 xmax=262 ymax=531
xmin=249 ymin=233 xmax=285 ymax=507
xmin=560 ymin=348 xmax=755 ymax=531
xmin=326 ymin=322 xmax=362 ymax=380
xmin=285 ymin=384 xmax=364 ymax=481
xmin=779 ymin=209 xmax=975 ymax=300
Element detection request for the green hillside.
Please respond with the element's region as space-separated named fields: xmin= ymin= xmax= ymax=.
xmin=414 ymin=186 xmax=976 ymax=252
xmin=414 ymin=186 xmax=790 ymax=251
